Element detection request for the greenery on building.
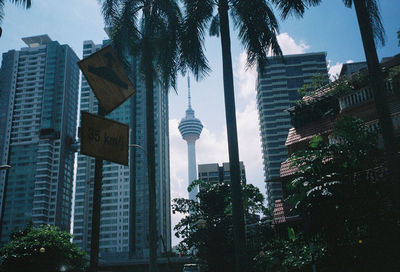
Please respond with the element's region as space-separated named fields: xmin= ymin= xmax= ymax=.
xmin=283 ymin=116 xmax=400 ymax=271
xmin=297 ymin=73 xmax=330 ymax=97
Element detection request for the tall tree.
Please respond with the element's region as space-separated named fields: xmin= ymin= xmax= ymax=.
xmin=100 ymin=1 xmax=182 ymax=271
xmin=180 ymin=1 xmax=282 ymax=270
xmin=172 ymin=180 xmax=267 ymax=272
xmin=0 ymin=0 xmax=31 ymax=37
xmin=272 ymin=0 xmax=400 ymax=215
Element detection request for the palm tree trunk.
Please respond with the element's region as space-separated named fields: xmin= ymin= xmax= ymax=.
xmin=144 ymin=6 xmax=158 ymax=271
xmin=218 ymin=0 xmax=247 ymax=271
xmin=353 ymin=0 xmax=400 ymax=214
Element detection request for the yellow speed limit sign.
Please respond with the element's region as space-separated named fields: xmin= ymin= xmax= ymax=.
xmin=80 ymin=111 xmax=129 ymax=165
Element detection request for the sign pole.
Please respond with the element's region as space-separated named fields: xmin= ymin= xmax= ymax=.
xmin=78 ymin=45 xmax=134 ymax=272
xmin=89 ymin=106 xmax=105 ymax=272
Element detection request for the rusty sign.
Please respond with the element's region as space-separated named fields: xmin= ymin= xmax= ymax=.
xmin=78 ymin=45 xmax=136 ymax=114
xmin=80 ymin=111 xmax=129 ymax=165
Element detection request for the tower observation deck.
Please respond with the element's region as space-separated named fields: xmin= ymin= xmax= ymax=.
xmin=178 ymin=77 xmax=203 ymax=201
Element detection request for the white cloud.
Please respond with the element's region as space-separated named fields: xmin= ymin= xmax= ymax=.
xmin=271 ymin=33 xmax=310 ymax=56
xmin=169 ymin=119 xmax=189 ymax=200
xmin=328 ymin=59 xmax=354 ymax=80
xmin=170 ymin=118 xmax=230 ymax=202
xmin=234 ymin=51 xmax=258 ymax=98
xmin=236 ymin=100 xmax=264 ymax=187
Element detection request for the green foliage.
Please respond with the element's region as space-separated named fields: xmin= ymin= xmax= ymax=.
xmin=397 ymin=27 xmax=400 ymax=46
xmin=287 ymin=116 xmax=400 ymax=271
xmin=296 ymin=72 xmax=371 ymax=108
xmin=253 ymin=234 xmax=318 ymax=272
xmin=0 ymin=224 xmax=88 ymax=272
xmin=297 ymin=73 xmax=330 ymax=97
xmin=180 ymin=0 xmax=282 ymax=78
xmin=101 ymin=0 xmax=182 ymax=90
xmin=172 ymin=181 xmax=267 ymax=271
xmin=387 ymin=66 xmax=400 ymax=91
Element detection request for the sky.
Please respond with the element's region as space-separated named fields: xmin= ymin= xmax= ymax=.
xmin=0 ymin=0 xmax=399 ymax=246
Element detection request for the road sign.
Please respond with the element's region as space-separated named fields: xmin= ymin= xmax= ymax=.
xmin=80 ymin=111 xmax=129 ymax=166
xmin=78 ymin=45 xmax=136 ymax=114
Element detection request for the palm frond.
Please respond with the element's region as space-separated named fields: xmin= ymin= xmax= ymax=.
xmin=360 ymin=0 xmax=386 ymax=46
xmin=180 ymin=0 xmax=214 ymax=80
xmin=342 ymin=0 xmax=385 ymax=46
xmin=10 ymin=0 xmax=31 ymax=9
xmin=271 ymin=0 xmax=322 ymax=19
xmin=0 ymin=1 xmax=5 ymax=23
xmin=101 ymin=0 xmax=121 ymax=26
xmin=1 ymin=0 xmax=31 ymax=24
xmin=209 ymin=14 xmax=220 ymax=37
xmin=101 ymin=0 xmax=184 ymax=90
xmin=231 ymin=0 xmax=282 ymax=68
xmin=153 ymin=0 xmax=182 ymax=90
xmin=101 ymin=0 xmax=142 ymax=72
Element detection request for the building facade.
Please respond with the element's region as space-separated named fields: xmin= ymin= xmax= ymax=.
xmin=178 ymin=77 xmax=203 ymax=201
xmin=256 ymin=52 xmax=328 ymax=209
xmin=0 ymin=35 xmax=79 ymax=242
xmin=280 ymin=53 xmax=400 ymax=194
xmin=72 ymin=40 xmax=171 ymax=260
xmin=198 ymin=162 xmax=246 ymax=185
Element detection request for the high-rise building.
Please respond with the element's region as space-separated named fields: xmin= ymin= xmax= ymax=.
xmin=73 ymin=40 xmax=171 ymax=259
xmin=198 ymin=162 xmax=246 ymax=185
xmin=256 ymin=52 xmax=328 ymax=209
xmin=0 ymin=35 xmax=79 ymax=243
xmin=178 ymin=77 xmax=203 ymax=201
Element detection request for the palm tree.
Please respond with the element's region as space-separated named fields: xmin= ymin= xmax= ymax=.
xmin=180 ymin=1 xmax=282 ymax=271
xmin=101 ymin=1 xmax=181 ymax=271
xmin=0 ymin=0 xmax=31 ymax=38
xmin=272 ymin=0 xmax=400 ymax=216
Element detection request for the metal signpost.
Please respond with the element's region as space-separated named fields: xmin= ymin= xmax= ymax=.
xmin=77 ymin=45 xmax=137 ymax=272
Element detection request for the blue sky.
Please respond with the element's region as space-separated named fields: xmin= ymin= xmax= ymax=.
xmin=1 ymin=0 xmax=399 ymax=245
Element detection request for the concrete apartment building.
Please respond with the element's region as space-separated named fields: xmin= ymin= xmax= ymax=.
xmin=256 ymin=52 xmax=328 ymax=209
xmin=0 ymin=35 xmax=79 ymax=242
xmin=72 ymin=40 xmax=171 ymax=260
xmin=198 ymin=162 xmax=246 ymax=185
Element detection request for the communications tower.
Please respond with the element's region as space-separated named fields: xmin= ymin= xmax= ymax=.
xmin=178 ymin=76 xmax=203 ymax=201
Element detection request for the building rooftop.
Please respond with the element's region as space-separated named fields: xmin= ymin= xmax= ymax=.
xmin=22 ymin=35 xmax=52 ymax=47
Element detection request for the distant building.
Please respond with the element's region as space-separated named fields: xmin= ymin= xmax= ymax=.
xmin=178 ymin=77 xmax=203 ymax=201
xmin=339 ymin=61 xmax=367 ymax=76
xmin=198 ymin=162 xmax=246 ymax=185
xmin=73 ymin=40 xmax=171 ymax=259
xmin=0 ymin=35 xmax=79 ymax=242
xmin=256 ymin=52 xmax=328 ymax=209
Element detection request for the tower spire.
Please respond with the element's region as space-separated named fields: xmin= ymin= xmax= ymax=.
xmin=187 ymin=75 xmax=192 ymax=109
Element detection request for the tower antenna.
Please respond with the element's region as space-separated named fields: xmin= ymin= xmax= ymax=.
xmin=187 ymin=75 xmax=191 ymax=109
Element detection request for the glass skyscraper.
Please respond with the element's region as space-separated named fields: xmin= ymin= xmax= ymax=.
xmin=0 ymin=35 xmax=79 ymax=242
xmin=256 ymin=52 xmax=328 ymax=209
xmin=73 ymin=40 xmax=171 ymax=260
